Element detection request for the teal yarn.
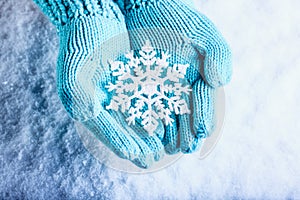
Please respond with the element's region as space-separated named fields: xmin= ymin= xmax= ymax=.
xmin=34 ymin=0 xmax=112 ymax=27
xmin=116 ymin=0 xmax=232 ymax=88
xmin=114 ymin=0 xmax=232 ymax=153
xmin=33 ymin=0 xmax=164 ymax=168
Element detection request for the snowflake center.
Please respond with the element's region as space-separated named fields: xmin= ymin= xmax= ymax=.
xmin=140 ymin=82 xmax=158 ymax=97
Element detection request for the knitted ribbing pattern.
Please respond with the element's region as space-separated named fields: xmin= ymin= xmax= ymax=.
xmin=115 ymin=0 xmax=230 ymax=153
xmin=118 ymin=0 xmax=232 ymax=88
xmin=56 ymin=15 xmax=126 ymax=122
xmin=33 ymin=0 xmax=165 ymax=168
xmin=83 ymin=110 xmax=165 ymax=168
xmin=34 ymin=0 xmax=127 ymax=121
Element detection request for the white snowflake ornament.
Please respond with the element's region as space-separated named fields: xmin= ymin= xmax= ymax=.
xmin=105 ymin=41 xmax=192 ymax=136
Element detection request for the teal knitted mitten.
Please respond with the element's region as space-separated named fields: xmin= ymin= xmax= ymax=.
xmin=33 ymin=0 xmax=164 ymax=168
xmin=114 ymin=0 xmax=232 ymax=153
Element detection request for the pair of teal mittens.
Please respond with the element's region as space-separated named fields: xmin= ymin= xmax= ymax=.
xmin=34 ymin=0 xmax=232 ymax=168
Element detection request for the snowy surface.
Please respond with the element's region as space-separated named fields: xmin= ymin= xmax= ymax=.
xmin=1 ymin=0 xmax=300 ymax=199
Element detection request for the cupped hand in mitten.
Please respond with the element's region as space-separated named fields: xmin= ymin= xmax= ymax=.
xmin=114 ymin=0 xmax=232 ymax=153
xmin=34 ymin=0 xmax=165 ymax=168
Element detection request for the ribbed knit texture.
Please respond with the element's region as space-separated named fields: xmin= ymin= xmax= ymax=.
xmin=115 ymin=0 xmax=230 ymax=153
xmin=33 ymin=0 xmax=164 ymax=168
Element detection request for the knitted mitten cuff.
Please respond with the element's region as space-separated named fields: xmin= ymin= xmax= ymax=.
xmin=34 ymin=0 xmax=119 ymax=27
xmin=114 ymin=0 xmax=159 ymax=13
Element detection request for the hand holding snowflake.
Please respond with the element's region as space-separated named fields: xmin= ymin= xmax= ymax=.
xmin=106 ymin=41 xmax=192 ymax=135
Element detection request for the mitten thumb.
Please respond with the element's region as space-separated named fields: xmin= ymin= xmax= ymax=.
xmin=193 ymin=13 xmax=232 ymax=87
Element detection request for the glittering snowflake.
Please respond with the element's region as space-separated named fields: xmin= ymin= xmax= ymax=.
xmin=105 ymin=41 xmax=191 ymax=135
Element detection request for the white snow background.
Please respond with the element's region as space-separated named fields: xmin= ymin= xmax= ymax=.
xmin=1 ymin=0 xmax=300 ymax=199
